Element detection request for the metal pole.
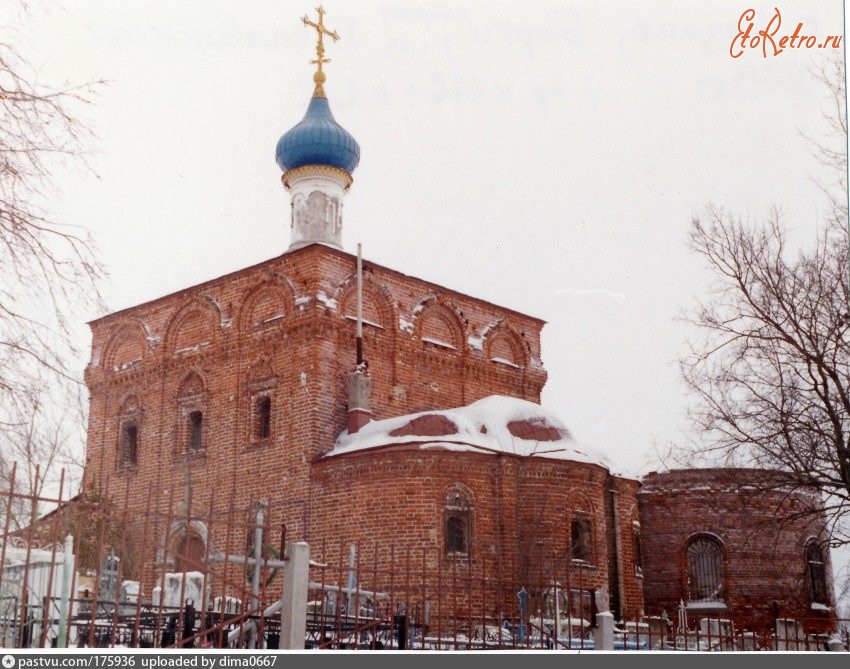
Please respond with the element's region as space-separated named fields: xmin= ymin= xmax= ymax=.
xmin=56 ymin=534 xmax=74 ymax=648
xmin=552 ymin=579 xmax=561 ymax=648
xmin=356 ymin=243 xmax=363 ymax=365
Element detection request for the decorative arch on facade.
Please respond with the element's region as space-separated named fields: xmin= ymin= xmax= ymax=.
xmin=566 ymin=489 xmax=596 ymax=517
xmin=443 ymin=483 xmax=474 ymax=557
xmin=177 ymin=370 xmax=207 ymax=400
xmin=334 ymin=275 xmax=396 ymax=330
xmin=247 ymin=357 xmax=276 ymax=385
xmin=683 ymin=532 xmax=726 ymax=603
xmin=237 ymin=279 xmax=295 ymax=331
xmin=483 ymin=322 xmax=529 ymax=368
xmin=118 ymin=393 xmax=141 ymax=415
xmin=104 ymin=321 xmax=149 ymax=371
xmin=413 ymin=298 xmax=466 ymax=352
xmin=163 ymin=299 xmax=220 ymax=355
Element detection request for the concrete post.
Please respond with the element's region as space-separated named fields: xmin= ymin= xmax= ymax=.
xmin=347 ymin=371 xmax=372 ymax=434
xmin=594 ymin=611 xmax=614 ymax=651
xmin=248 ymin=502 xmax=266 ymax=649
xmin=345 ymin=544 xmax=356 ymax=617
xmin=56 ymin=534 xmax=74 ymax=648
xmin=279 ymin=542 xmax=310 ymax=649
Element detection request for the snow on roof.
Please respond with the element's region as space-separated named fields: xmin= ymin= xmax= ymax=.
xmin=323 ymin=395 xmax=611 ymax=468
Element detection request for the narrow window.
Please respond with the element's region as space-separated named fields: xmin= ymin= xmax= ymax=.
xmin=571 ymin=516 xmax=592 ymax=563
xmin=445 ymin=514 xmax=468 ymax=554
xmin=256 ymin=396 xmax=271 ymax=440
xmin=686 ymin=536 xmax=724 ymax=602
xmin=188 ymin=411 xmax=203 ymax=452
xmin=121 ymin=423 xmax=139 ymax=466
xmin=444 ymin=489 xmax=471 ymax=556
xmin=806 ymin=542 xmax=828 ymax=605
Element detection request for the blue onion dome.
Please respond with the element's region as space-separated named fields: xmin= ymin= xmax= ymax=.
xmin=275 ymin=91 xmax=360 ymax=175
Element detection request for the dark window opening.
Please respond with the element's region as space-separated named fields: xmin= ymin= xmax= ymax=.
xmin=686 ymin=537 xmax=724 ymax=602
xmin=445 ymin=512 xmax=469 ymax=555
xmin=188 ymin=411 xmax=203 ymax=452
xmin=806 ymin=542 xmax=828 ymax=605
xmin=256 ymin=396 xmax=271 ymax=440
xmin=444 ymin=489 xmax=471 ymax=556
xmin=120 ymin=423 xmax=138 ymax=466
xmin=571 ymin=517 xmax=592 ymax=563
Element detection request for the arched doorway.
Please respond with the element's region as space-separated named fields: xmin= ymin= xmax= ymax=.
xmin=173 ymin=533 xmax=206 ymax=573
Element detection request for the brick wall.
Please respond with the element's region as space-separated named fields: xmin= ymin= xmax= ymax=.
xmin=81 ymin=243 xmax=548 ymax=598
xmin=639 ymin=469 xmax=836 ymax=632
xmin=309 ymin=447 xmax=641 ymax=623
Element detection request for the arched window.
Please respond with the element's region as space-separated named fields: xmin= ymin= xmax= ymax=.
xmin=571 ymin=515 xmax=593 ymax=563
xmin=178 ymin=372 xmax=207 ymax=455
xmin=686 ymin=536 xmax=724 ymax=602
xmin=117 ymin=396 xmax=141 ymax=471
xmin=246 ymin=358 xmax=278 ymax=447
xmin=444 ymin=488 xmax=472 ymax=556
xmin=806 ymin=541 xmax=828 ymax=606
xmin=120 ymin=422 xmax=139 ymax=466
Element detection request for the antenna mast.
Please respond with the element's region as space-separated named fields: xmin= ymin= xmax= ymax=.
xmin=356 ymin=243 xmax=364 ymax=366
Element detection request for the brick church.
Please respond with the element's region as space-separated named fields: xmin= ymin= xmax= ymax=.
xmin=79 ymin=10 xmax=836 ymax=632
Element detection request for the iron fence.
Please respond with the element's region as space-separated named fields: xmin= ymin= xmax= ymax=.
xmin=0 ymin=461 xmax=847 ymax=651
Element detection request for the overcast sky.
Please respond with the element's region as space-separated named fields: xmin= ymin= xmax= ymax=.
xmin=16 ymin=0 xmax=846 ymax=480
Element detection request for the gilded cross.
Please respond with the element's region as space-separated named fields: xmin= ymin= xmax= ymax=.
xmin=302 ymin=5 xmax=340 ymax=95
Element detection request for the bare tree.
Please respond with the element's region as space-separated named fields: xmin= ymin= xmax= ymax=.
xmin=8 ymin=393 xmax=80 ymax=512
xmin=0 ymin=5 xmax=105 ymax=488
xmin=682 ymin=205 xmax=848 ymax=537
xmin=681 ymin=56 xmax=849 ymax=548
xmin=805 ymin=55 xmax=848 ymax=228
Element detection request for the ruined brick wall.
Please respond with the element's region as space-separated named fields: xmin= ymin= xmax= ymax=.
xmin=638 ymin=469 xmax=836 ymax=632
xmin=81 ymin=244 xmax=547 ymax=598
